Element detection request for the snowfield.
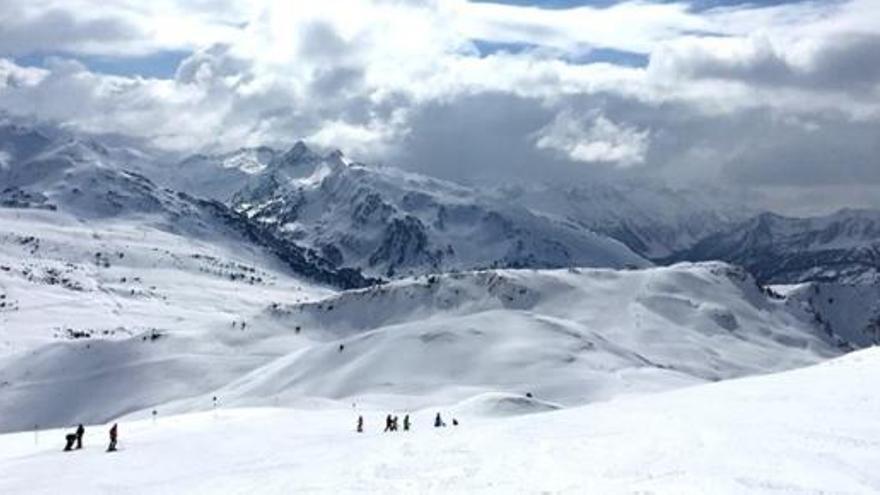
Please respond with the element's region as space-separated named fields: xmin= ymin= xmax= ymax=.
xmin=0 ymin=347 xmax=878 ymax=494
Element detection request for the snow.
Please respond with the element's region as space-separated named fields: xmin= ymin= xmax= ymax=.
xmin=0 ymin=347 xmax=878 ymax=494
xmin=236 ymin=159 xmax=652 ymax=278
xmin=2 ymin=118 xmax=879 ymax=493
xmin=0 ymin=208 xmax=842 ymax=432
xmin=783 ymin=282 xmax=880 ymax=347
xmin=0 ymin=208 xmax=332 ymax=431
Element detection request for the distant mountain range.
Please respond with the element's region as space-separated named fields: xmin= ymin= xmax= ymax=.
xmin=2 ymin=117 xmax=879 ymax=286
xmin=668 ymin=210 xmax=880 ymax=284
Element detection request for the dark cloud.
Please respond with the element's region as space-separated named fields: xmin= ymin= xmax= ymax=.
xmin=653 ymin=32 xmax=880 ymax=95
xmin=0 ymin=7 xmax=138 ymax=56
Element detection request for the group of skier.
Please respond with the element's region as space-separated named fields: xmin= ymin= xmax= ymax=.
xmin=60 ymin=410 xmax=461 ymax=452
xmin=357 ymin=412 xmax=458 ymax=433
xmin=62 ymin=423 xmax=118 ymax=453
xmin=381 ymin=414 xmax=410 ymax=432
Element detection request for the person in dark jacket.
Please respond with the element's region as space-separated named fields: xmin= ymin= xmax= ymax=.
xmin=75 ymin=424 xmax=85 ymax=449
xmin=403 ymin=414 xmax=411 ymax=431
xmin=63 ymin=433 xmax=76 ymax=452
xmin=356 ymin=416 xmax=364 ymax=433
xmin=384 ymin=414 xmax=393 ymax=432
xmin=107 ymin=423 xmax=118 ymax=452
xmin=434 ymin=413 xmax=445 ymax=428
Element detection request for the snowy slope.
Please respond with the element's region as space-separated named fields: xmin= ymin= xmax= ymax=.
xmin=781 ymin=282 xmax=880 ymax=347
xmin=0 ymin=208 xmax=338 ymax=431
xmin=0 ymin=254 xmax=842 ymax=432
xmin=164 ymin=146 xmax=279 ymax=203
xmin=671 ymin=210 xmax=880 ymax=284
xmin=0 ymin=347 xmax=877 ymax=494
xmin=164 ymin=262 xmax=837 ymax=414
xmin=232 ymin=146 xmax=650 ymax=278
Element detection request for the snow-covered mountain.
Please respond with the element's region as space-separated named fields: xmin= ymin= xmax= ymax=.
xmin=781 ymin=281 xmax=880 ymax=347
xmin=0 ymin=248 xmax=844 ymax=432
xmin=2 ymin=119 xmax=879 ymax=493
xmin=671 ymin=210 xmax=880 ymax=284
xmin=173 ymin=144 xmax=749 ymax=267
xmin=500 ymin=181 xmax=752 ymax=260
xmin=166 ymin=146 xmax=280 ymax=203
xmin=0 ymin=122 xmax=374 ymax=289
xmin=180 ymin=143 xmax=650 ymax=278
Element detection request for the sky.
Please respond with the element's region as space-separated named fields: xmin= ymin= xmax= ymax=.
xmin=0 ymin=0 xmax=879 ymax=214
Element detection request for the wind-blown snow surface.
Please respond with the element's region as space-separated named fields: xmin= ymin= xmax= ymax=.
xmin=0 ymin=347 xmax=878 ymax=494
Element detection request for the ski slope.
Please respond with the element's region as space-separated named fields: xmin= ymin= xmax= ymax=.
xmin=0 ymin=347 xmax=877 ymax=494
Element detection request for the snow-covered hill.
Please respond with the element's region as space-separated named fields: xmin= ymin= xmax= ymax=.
xmin=0 ymin=248 xmax=843 ymax=432
xmin=159 ymin=261 xmax=840 ymax=415
xmin=671 ymin=210 xmax=880 ymax=284
xmin=1 ymin=346 xmax=877 ymax=494
xmin=0 ymin=207 xmax=339 ymax=429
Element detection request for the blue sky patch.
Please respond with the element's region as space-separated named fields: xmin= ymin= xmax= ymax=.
xmin=14 ymin=50 xmax=190 ymax=79
xmin=473 ymin=40 xmax=649 ymax=67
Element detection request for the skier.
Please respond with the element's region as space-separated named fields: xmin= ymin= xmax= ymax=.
xmin=63 ymin=433 xmax=77 ymax=452
xmin=356 ymin=416 xmax=364 ymax=433
xmin=107 ymin=423 xmax=118 ymax=452
xmin=75 ymin=424 xmax=85 ymax=449
xmin=434 ymin=413 xmax=445 ymax=428
xmin=384 ymin=414 xmax=393 ymax=432
xmin=403 ymin=414 xmax=411 ymax=431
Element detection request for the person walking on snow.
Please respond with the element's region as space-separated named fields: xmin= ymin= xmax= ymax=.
xmin=107 ymin=423 xmax=118 ymax=452
xmin=434 ymin=413 xmax=445 ymax=428
xmin=75 ymin=424 xmax=85 ymax=449
xmin=403 ymin=415 xmax=411 ymax=431
xmin=357 ymin=416 xmax=364 ymax=433
xmin=384 ymin=414 xmax=393 ymax=432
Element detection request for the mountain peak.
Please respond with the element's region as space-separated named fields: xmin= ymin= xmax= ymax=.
xmin=282 ymin=140 xmax=317 ymax=162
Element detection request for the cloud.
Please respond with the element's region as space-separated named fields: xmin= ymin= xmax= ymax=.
xmin=534 ymin=110 xmax=649 ymax=167
xmin=0 ymin=0 xmax=878 ymax=213
xmin=0 ymin=0 xmax=250 ymax=56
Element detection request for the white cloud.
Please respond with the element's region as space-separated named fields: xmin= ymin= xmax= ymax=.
xmin=0 ymin=0 xmax=878 ymax=208
xmin=534 ymin=110 xmax=649 ymax=167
